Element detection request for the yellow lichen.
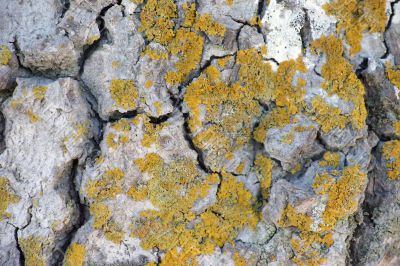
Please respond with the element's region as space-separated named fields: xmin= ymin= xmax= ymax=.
xmin=27 ymin=109 xmax=40 ymax=123
xmin=319 ymin=152 xmax=341 ymax=167
xmin=131 ymin=151 xmax=258 ymax=262
xmin=19 ymin=236 xmax=46 ymax=266
xmin=165 ymin=28 xmax=204 ymax=85
xmin=182 ymin=2 xmax=197 ymax=28
xmin=143 ymin=47 xmax=169 ymax=60
xmin=111 ymin=61 xmax=120 ymax=70
xmin=90 ymin=202 xmax=124 ymax=243
xmin=234 ymin=252 xmax=247 ymax=266
xmin=144 ymin=80 xmax=153 ymax=89
xmin=0 ymin=177 xmax=20 ymax=221
xmin=311 ymin=36 xmax=367 ymax=131
xmin=64 ymin=243 xmax=86 ymax=266
xmin=194 ymin=14 xmax=226 ymax=37
xmin=109 ymin=79 xmax=139 ymax=110
xmin=86 ymin=168 xmax=125 ymax=201
xmin=382 ymin=140 xmax=400 ymax=180
xmin=32 ymin=86 xmax=47 ymax=101
xmin=386 ymin=63 xmax=400 ymax=89
xmin=323 ymin=0 xmax=387 ymax=55
xmin=313 ymin=165 xmax=366 ymax=230
xmin=139 ymin=0 xmax=177 ymax=45
xmin=0 ymin=45 xmax=12 ymax=65
xmin=254 ymin=154 xmax=273 ymax=199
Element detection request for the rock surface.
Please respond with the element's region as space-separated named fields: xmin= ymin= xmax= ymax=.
xmin=0 ymin=0 xmax=399 ymax=265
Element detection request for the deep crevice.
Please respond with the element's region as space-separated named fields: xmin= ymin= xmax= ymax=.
xmin=14 ymin=226 xmax=25 ymax=266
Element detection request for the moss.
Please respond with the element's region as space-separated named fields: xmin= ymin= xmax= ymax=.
xmin=254 ymin=154 xmax=273 ymax=199
xmin=382 ymin=140 xmax=400 ymax=180
xmin=19 ymin=236 xmax=46 ymax=266
xmin=139 ymin=0 xmax=177 ymax=45
xmin=311 ymin=35 xmax=367 ymax=132
xmin=32 ymin=86 xmax=47 ymax=101
xmin=109 ymin=79 xmax=139 ymax=110
xmin=194 ymin=14 xmax=226 ymax=37
xmin=323 ymin=0 xmax=387 ymax=55
xmin=86 ymin=168 xmax=125 ymax=201
xmin=64 ymin=243 xmax=86 ymax=266
xmin=0 ymin=177 xmax=20 ymax=221
xmin=0 ymin=45 xmax=12 ymax=65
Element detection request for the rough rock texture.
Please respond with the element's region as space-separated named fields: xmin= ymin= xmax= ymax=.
xmin=0 ymin=0 xmax=399 ymax=266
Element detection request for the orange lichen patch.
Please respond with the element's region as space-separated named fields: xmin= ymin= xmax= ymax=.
xmin=109 ymin=79 xmax=139 ymax=110
xmin=133 ymin=115 xmax=167 ymax=148
xmin=254 ymin=154 xmax=273 ymax=199
xmin=394 ymin=121 xmax=400 ymax=136
xmin=254 ymin=108 xmax=292 ymax=143
xmin=386 ymin=63 xmax=400 ymax=88
xmin=225 ymin=0 xmax=234 ymax=6
xmin=143 ymin=47 xmax=169 ymax=60
xmin=323 ymin=0 xmax=387 ymax=55
xmin=139 ymin=0 xmax=177 ymax=45
xmin=111 ymin=119 xmax=131 ymax=133
xmin=32 ymin=86 xmax=47 ymax=101
xmin=194 ymin=14 xmax=226 ymax=37
xmin=319 ymin=152 xmax=341 ymax=167
xmin=90 ymin=202 xmax=124 ymax=243
xmin=313 ymin=165 xmax=366 ymax=230
xmin=0 ymin=45 xmax=12 ymax=65
xmin=131 ymin=150 xmax=257 ymax=262
xmin=235 ymin=162 xmax=246 ymax=174
xmin=182 ymin=2 xmax=196 ymax=28
xmin=0 ymin=177 xmax=20 ymax=221
xmin=64 ymin=243 xmax=86 ymax=266
xmin=144 ymin=80 xmax=153 ymax=89
xmin=382 ymin=140 xmax=400 ymax=180
xmin=311 ymin=35 xmax=367 ymax=131
xmin=130 ymin=0 xmax=144 ymax=4
xmin=86 ymin=168 xmax=125 ymax=201
xmin=165 ymin=28 xmax=204 ymax=85
xmin=234 ymin=252 xmax=247 ymax=266
xmin=290 ymin=232 xmax=333 ymax=266
xmin=308 ymin=96 xmax=347 ymax=133
xmin=19 ymin=236 xmax=47 ymax=266
xmin=278 ymin=204 xmax=313 ymax=232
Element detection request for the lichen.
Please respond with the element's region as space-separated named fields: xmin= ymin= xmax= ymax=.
xmin=109 ymin=79 xmax=139 ymax=110
xmin=311 ymin=35 xmax=367 ymax=131
xmin=382 ymin=140 xmax=400 ymax=180
xmin=319 ymin=152 xmax=341 ymax=168
xmin=386 ymin=63 xmax=400 ymax=89
xmin=254 ymin=154 xmax=273 ymax=199
xmin=32 ymin=86 xmax=48 ymax=101
xmin=194 ymin=14 xmax=226 ymax=37
xmin=131 ymin=151 xmax=258 ymax=263
xmin=139 ymin=0 xmax=177 ymax=45
xmin=0 ymin=177 xmax=20 ymax=221
xmin=64 ymin=243 xmax=86 ymax=266
xmin=0 ymin=45 xmax=12 ymax=65
xmin=86 ymin=168 xmax=125 ymax=201
xmin=165 ymin=28 xmax=204 ymax=85
xmin=323 ymin=0 xmax=387 ymax=55
xmin=19 ymin=236 xmax=46 ymax=266
xmin=90 ymin=202 xmax=124 ymax=243
xmin=27 ymin=109 xmax=40 ymax=123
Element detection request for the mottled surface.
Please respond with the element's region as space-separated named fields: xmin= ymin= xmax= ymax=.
xmin=0 ymin=0 xmax=399 ymax=265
